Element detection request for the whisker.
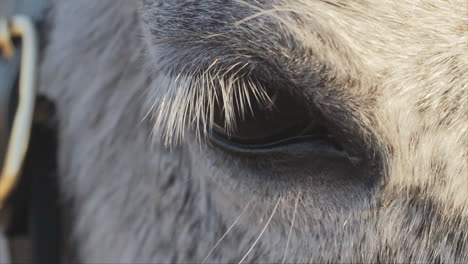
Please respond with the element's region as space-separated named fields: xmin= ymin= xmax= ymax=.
xmin=233 ymin=0 xmax=264 ymax=14
xmin=281 ymin=192 xmax=300 ymax=264
xmin=238 ymin=197 xmax=281 ymax=264
xmin=234 ymin=0 xmax=302 ymax=29
xmin=200 ymin=32 xmax=228 ymax=40
xmin=234 ymin=0 xmax=299 ymax=27
xmin=235 ymin=9 xmax=282 ymax=26
xmin=202 ymin=199 xmax=253 ymax=264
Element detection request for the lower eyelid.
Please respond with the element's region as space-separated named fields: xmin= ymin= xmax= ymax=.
xmin=209 ymin=130 xmax=337 ymax=152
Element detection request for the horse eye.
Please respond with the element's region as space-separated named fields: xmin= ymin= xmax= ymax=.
xmin=210 ymin=88 xmax=327 ymax=149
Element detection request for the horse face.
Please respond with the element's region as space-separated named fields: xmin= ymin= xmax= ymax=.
xmin=35 ymin=0 xmax=468 ymax=262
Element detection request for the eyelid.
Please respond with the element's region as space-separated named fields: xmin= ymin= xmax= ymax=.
xmin=209 ymin=131 xmax=364 ymax=167
xmin=209 ymin=130 xmax=347 ymax=155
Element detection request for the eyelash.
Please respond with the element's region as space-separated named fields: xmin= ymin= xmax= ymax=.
xmin=151 ymin=67 xmax=273 ymax=146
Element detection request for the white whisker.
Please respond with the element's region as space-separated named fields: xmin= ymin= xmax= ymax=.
xmin=202 ymin=199 xmax=253 ymax=264
xmin=238 ymin=197 xmax=281 ymax=264
xmin=233 ymin=0 xmax=298 ymax=26
xmin=235 ymin=9 xmax=280 ymax=26
xmin=281 ymin=192 xmax=300 ymax=264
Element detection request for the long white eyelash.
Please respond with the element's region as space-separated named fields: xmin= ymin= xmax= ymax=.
xmin=149 ymin=64 xmax=273 ymax=147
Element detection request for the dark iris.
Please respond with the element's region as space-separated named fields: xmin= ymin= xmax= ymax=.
xmin=211 ymin=88 xmax=325 ymax=147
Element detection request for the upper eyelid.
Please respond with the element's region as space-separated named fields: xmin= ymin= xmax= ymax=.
xmin=150 ymin=39 xmax=335 ymax=146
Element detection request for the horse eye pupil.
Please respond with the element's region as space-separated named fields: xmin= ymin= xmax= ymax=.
xmin=212 ymin=88 xmax=314 ymax=146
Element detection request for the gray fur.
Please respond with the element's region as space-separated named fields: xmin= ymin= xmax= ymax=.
xmin=12 ymin=0 xmax=468 ymax=262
